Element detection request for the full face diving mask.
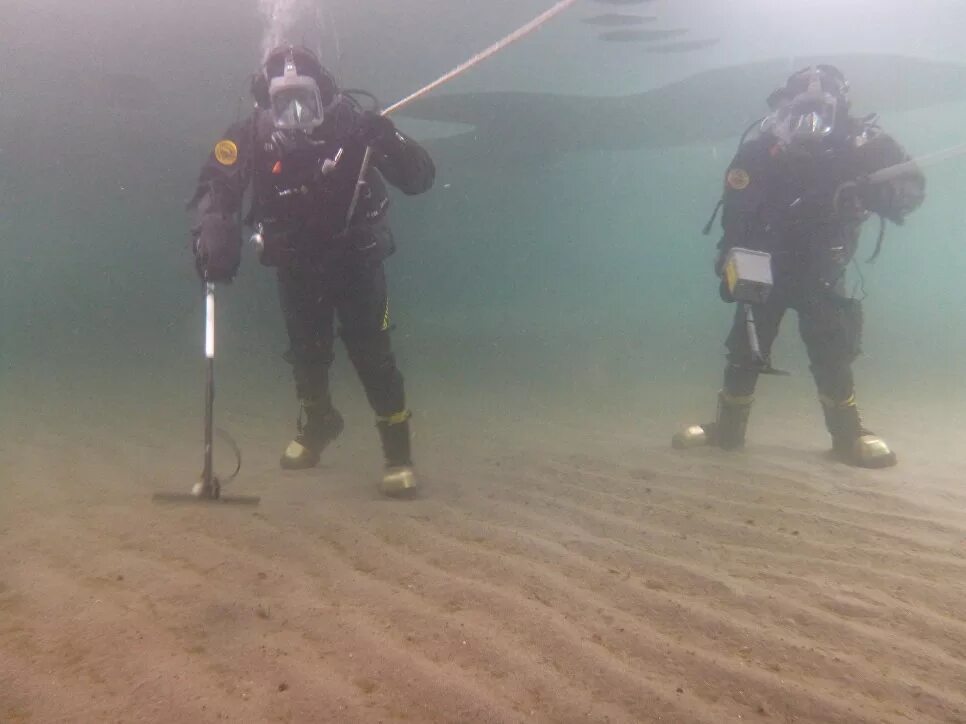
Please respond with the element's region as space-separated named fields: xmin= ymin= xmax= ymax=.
xmin=268 ymin=53 xmax=324 ymax=132
xmin=766 ymin=68 xmax=840 ymax=146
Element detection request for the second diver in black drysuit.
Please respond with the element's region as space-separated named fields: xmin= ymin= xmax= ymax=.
xmin=673 ymin=65 xmax=925 ymax=467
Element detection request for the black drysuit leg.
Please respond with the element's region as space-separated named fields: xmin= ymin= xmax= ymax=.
xmin=277 ymin=265 xmax=337 ymax=411
xmin=723 ymin=298 xmax=787 ymax=397
xmin=797 ymin=290 xmax=864 ymax=443
xmin=336 ymin=262 xmax=406 ymax=419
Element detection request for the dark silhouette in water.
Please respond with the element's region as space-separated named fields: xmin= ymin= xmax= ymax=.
xmin=599 ymin=28 xmax=689 ymax=43
xmin=647 ymin=38 xmax=721 ymax=53
xmin=401 ymin=55 xmax=966 ymax=172
xmin=7 ymin=55 xmax=966 ymax=192
xmin=581 ymin=14 xmax=656 ymax=26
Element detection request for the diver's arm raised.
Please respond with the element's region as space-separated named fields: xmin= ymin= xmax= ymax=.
xmin=853 ymin=128 xmax=926 ymax=225
xmin=352 ymin=110 xmax=435 ymax=196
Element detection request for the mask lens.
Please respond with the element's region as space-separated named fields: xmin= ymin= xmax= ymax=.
xmin=771 ymin=91 xmax=837 ymax=144
xmin=272 ymin=87 xmax=321 ymax=128
xmin=269 ymin=75 xmax=324 ymax=131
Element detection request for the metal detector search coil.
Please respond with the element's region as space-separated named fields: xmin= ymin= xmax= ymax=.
xmin=724 ymin=247 xmax=773 ymax=305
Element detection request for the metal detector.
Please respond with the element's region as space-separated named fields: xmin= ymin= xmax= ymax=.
xmin=345 ymin=0 xmax=580 ymax=228
xmin=153 ymin=282 xmax=260 ymax=505
xmin=723 ymin=247 xmax=790 ymax=377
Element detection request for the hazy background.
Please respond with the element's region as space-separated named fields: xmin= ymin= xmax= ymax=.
xmin=2 ymin=0 xmax=966 ymax=463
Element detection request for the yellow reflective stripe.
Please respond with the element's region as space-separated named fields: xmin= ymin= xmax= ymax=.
xmin=725 ymin=258 xmax=738 ymax=295
xmin=819 ymin=393 xmax=856 ymax=409
xmin=720 ymin=392 xmax=754 ymax=406
xmin=377 ymin=409 xmax=411 ymax=426
xmin=380 ymin=298 xmax=391 ymax=332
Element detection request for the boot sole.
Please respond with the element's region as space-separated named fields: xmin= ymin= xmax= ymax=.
xmin=857 ymin=452 xmax=898 ymax=469
xmin=381 ymin=467 xmax=418 ymax=497
xmin=829 ymin=449 xmax=898 ymax=469
xmin=279 ymin=426 xmax=343 ymax=470
xmin=280 ymin=455 xmax=321 ymax=470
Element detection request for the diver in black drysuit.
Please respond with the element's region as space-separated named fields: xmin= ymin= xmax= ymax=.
xmin=188 ymin=45 xmax=435 ymax=495
xmin=673 ymin=65 xmax=925 ymax=467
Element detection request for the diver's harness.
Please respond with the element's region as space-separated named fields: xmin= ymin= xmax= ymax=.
xmin=245 ymin=89 xmax=385 ymax=259
xmin=703 ymin=115 xmax=892 ymax=263
xmin=703 ymin=115 xmax=892 ymax=377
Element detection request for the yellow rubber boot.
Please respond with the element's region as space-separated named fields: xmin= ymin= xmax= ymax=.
xmin=822 ymin=394 xmax=897 ymax=469
xmin=377 ymin=411 xmax=418 ymax=496
xmin=672 ymin=392 xmax=752 ymax=451
xmin=280 ymin=403 xmax=344 ymax=470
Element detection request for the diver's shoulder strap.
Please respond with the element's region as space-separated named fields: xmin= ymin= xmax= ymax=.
xmin=703 ymin=119 xmax=768 ymax=237
xmin=702 ymin=199 xmax=724 ymax=236
xmin=737 ymin=117 xmax=766 ymax=148
xmin=866 ymin=215 xmax=888 ymax=263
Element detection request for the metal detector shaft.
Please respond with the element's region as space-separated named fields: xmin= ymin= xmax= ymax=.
xmin=346 ymin=146 xmax=374 ymax=229
xmin=834 ymin=141 xmax=966 ymax=212
xmin=203 ymin=281 xmax=216 ymax=494
xmin=866 ymin=142 xmax=966 ymax=184
xmin=152 ymin=282 xmax=259 ymax=505
xmin=744 ymin=304 xmax=762 ymax=361
xmin=344 ymin=0 xmax=579 ymax=230
xmin=743 ymin=303 xmax=790 ymax=376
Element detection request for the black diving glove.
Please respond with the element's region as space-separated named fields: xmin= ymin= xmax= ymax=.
xmin=840 ymin=177 xmax=909 ymax=225
xmin=192 ymin=213 xmax=241 ymax=282
xmin=356 ymin=111 xmax=396 ymax=148
xmin=855 ymin=176 xmax=921 ymax=225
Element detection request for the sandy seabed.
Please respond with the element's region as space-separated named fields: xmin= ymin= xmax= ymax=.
xmin=1 ymin=347 xmax=965 ymax=724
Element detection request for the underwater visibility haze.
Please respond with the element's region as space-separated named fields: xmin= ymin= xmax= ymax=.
xmin=2 ymin=0 xmax=966 ymax=721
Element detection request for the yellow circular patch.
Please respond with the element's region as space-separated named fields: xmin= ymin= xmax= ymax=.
xmin=726 ymin=168 xmax=750 ymax=190
xmin=214 ymin=140 xmax=238 ymax=166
